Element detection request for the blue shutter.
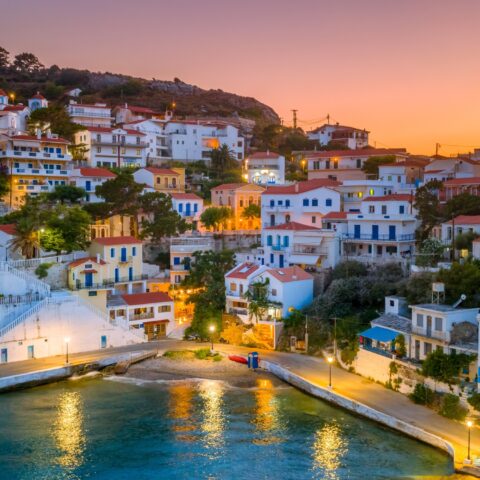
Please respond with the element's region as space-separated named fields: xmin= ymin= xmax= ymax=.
xmin=132 ymin=246 xmax=136 ymax=257
xmin=267 ymin=235 xmax=273 ymax=246
xmin=178 ymin=203 xmax=183 ymax=213
xmin=399 ymin=205 xmax=405 ymax=214
xmin=354 ymin=225 xmax=361 ymax=239
xmin=303 ymin=198 xmax=309 ymax=206
xmin=270 ymin=199 xmax=274 ymax=207
xmin=121 ymin=247 xmax=127 ymax=262
xmin=110 ymin=248 xmax=115 ymax=258
xmin=326 ymin=198 xmax=332 ymax=207
xmin=284 ymin=236 xmax=289 ymax=247
xmin=312 ymin=199 xmax=318 ymax=206
xmin=286 ymin=200 xmax=290 ymax=207
xmin=174 ymin=257 xmax=181 ymax=265
xmin=372 ymin=225 xmax=379 ymax=240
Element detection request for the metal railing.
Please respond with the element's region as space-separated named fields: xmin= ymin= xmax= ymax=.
xmin=342 ymin=233 xmax=415 ymax=241
xmin=71 ymin=274 xmax=148 ymax=290
xmin=411 ymin=325 xmax=449 ymax=341
xmin=129 ymin=312 xmax=155 ymax=321
xmin=0 ymin=262 xmax=51 ymax=297
xmin=7 ymin=252 xmax=88 ymax=269
xmin=0 ymin=298 xmax=48 ymax=338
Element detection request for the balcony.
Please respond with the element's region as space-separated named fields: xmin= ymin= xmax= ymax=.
xmin=292 ymin=244 xmax=324 ymax=255
xmin=91 ymin=139 xmax=148 ymax=148
xmin=170 ymin=237 xmax=214 ymax=253
xmin=342 ymin=233 xmax=415 ymax=242
xmin=228 ymin=307 xmax=248 ymax=316
xmin=69 ymin=110 xmax=112 ymax=119
xmin=412 ymin=325 xmax=449 ymax=342
xmin=0 ymin=150 xmax=72 ymax=161
xmin=262 ymin=204 xmax=292 ymax=211
xmin=118 ymin=256 xmax=133 ymax=265
xmin=13 ymin=167 xmax=70 ymax=176
xmin=129 ymin=311 xmax=155 ymax=321
xmin=16 ymin=184 xmax=51 ymax=193
xmin=248 ymin=165 xmax=279 ymax=170
xmin=71 ymin=274 xmax=148 ymax=290
xmin=271 ymin=245 xmax=286 ymax=251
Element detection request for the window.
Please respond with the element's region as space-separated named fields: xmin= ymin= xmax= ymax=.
xmin=173 ymin=257 xmax=181 ymax=265
xmin=178 ymin=203 xmax=183 ymax=213
xmin=434 ymin=317 xmax=442 ymax=331
xmin=389 ymin=299 xmax=395 ymax=307
xmin=271 ymin=289 xmax=277 ymax=296
xmin=326 ymin=198 xmax=332 ymax=207
xmin=270 ymin=253 xmax=274 ymax=263
xmin=417 ymin=314 xmax=424 ymax=327
xmin=325 ymin=160 xmax=330 ymax=169
xmin=303 ymin=198 xmax=309 ymax=206
xmin=399 ymin=205 xmax=405 ymax=214
xmin=369 ymin=205 xmax=375 ymax=213
xmin=312 ymin=198 xmax=318 ymax=207
xmin=356 ymin=158 xmax=361 ymax=168
xmin=240 ymin=199 xmax=244 ymax=207
xmin=88 ymin=291 xmax=97 ymax=297
xmin=267 ymin=235 xmax=273 ymax=246
xmin=312 ymin=216 xmax=316 ymax=224
xmin=381 ymin=205 xmax=387 ymax=215
xmin=132 ymin=247 xmax=137 ymax=257
xmin=283 ymin=236 xmax=289 ymax=247
xmin=285 ymin=200 xmax=290 ymax=207
xmin=96 ymin=146 xmax=101 ymax=153
xmin=230 ymin=282 xmax=237 ymax=291
xmin=270 ymin=199 xmax=274 ymax=207
xmin=314 ymin=160 xmax=320 ymax=170
xmin=110 ymin=248 xmax=115 ymax=258
xmin=159 ymin=305 xmax=171 ymax=312
xmin=369 ymin=188 xmax=374 ymax=196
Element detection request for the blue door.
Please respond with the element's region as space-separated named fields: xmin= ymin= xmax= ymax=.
xmin=115 ymin=268 xmax=119 ymax=283
xmin=27 ymin=345 xmax=34 ymax=359
xmin=101 ymin=335 xmax=107 ymax=349
xmin=1 ymin=348 xmax=7 ymax=363
xmin=185 ymin=203 xmax=191 ymax=216
xmin=85 ymin=180 xmax=91 ymax=192
xmin=121 ymin=247 xmax=127 ymax=262
xmin=279 ymin=254 xmax=284 ymax=268
xmin=128 ymin=267 xmax=133 ymax=281
xmin=85 ymin=272 xmax=93 ymax=287
xmin=372 ymin=225 xmax=379 ymax=240
xmin=389 ymin=225 xmax=396 ymax=240
xmin=354 ymin=224 xmax=361 ymax=239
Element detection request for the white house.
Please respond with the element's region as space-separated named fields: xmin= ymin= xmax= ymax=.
xmin=0 ymin=224 xmax=16 ymax=261
xmin=170 ymin=192 xmax=203 ymax=226
xmin=246 ymin=151 xmax=285 ymax=185
xmin=70 ymin=167 xmax=117 ymax=203
xmin=342 ymin=194 xmax=417 ymax=263
xmin=74 ymin=127 xmax=148 ymax=168
xmin=378 ymin=159 xmax=426 ymax=189
xmin=423 ymin=157 xmax=480 ymax=183
xmin=67 ymin=101 xmax=113 ymax=128
xmin=432 ymin=215 xmax=480 ymax=249
xmin=307 ymin=123 xmax=369 ymax=149
xmin=28 ymin=93 xmax=48 ymax=112
xmin=1 ymin=104 xmax=30 ymax=132
xmin=66 ymin=88 xmax=82 ymax=98
xmin=124 ymin=118 xmax=171 ymax=163
xmin=163 ymin=120 xmax=244 ymax=162
xmin=261 ymin=179 xmax=341 ymax=229
xmin=337 ymin=180 xmax=396 ymax=212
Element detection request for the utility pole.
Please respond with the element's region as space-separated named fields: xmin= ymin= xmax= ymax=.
xmin=291 ymin=109 xmax=298 ymax=129
xmin=326 ymin=113 xmax=330 ymax=125
xmin=435 ymin=143 xmax=441 ymax=156
xmin=305 ymin=314 xmax=309 ymax=354
xmin=451 ymin=215 xmax=456 ymax=262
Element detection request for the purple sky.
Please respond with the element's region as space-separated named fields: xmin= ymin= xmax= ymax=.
xmin=3 ymin=0 xmax=480 ymax=154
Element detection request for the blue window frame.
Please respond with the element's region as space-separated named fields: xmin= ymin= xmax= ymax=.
xmin=267 ymin=235 xmax=273 ymax=246
xmin=270 ymin=199 xmax=275 ymax=207
xmin=285 ymin=200 xmax=290 ymax=207
xmin=128 ymin=267 xmax=133 ymax=281
xmin=354 ymin=225 xmax=361 ymax=239
xmin=303 ymin=198 xmax=309 ymax=206
xmin=121 ymin=247 xmax=127 ymax=262
xmin=372 ymin=225 xmax=379 ymax=240
xmin=194 ymin=203 xmax=198 ymax=212
xmin=283 ymin=236 xmax=289 ymax=247
xmin=115 ymin=268 xmax=119 ymax=282
xmin=174 ymin=257 xmax=181 ymax=265
xmin=389 ymin=225 xmax=396 ymax=240
xmin=132 ymin=246 xmax=136 ymax=257
xmin=270 ymin=253 xmax=274 ymax=263
xmin=399 ymin=205 xmax=405 ymax=214
xmin=326 ymin=198 xmax=332 ymax=207
xmin=178 ymin=203 xmax=183 ymax=212
xmin=110 ymin=248 xmax=115 ymax=258
xmin=312 ymin=199 xmax=318 ymax=207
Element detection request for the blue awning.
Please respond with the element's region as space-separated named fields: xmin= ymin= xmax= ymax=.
xmin=359 ymin=326 xmax=398 ymax=343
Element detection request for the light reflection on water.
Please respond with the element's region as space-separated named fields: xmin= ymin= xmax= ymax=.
xmin=198 ymin=380 xmax=225 ymax=453
xmin=311 ymin=421 xmax=348 ymax=480
xmin=52 ymin=391 xmax=86 ymax=470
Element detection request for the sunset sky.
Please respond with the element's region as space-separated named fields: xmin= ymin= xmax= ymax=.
xmin=3 ymin=0 xmax=480 ymax=155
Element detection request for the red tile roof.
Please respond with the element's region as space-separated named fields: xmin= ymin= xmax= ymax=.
xmin=0 ymin=89 xmax=7 ymax=96
xmin=12 ymin=134 xmax=69 ymax=144
xmin=444 ymin=177 xmax=480 ymax=186
xmin=31 ymin=93 xmax=45 ymax=100
xmin=0 ymin=224 xmax=16 ymax=235
xmin=212 ymin=182 xmax=247 ymax=191
xmin=78 ymin=167 xmax=116 ymax=178
xmin=266 ymin=266 xmax=313 ymax=283
xmin=363 ymin=194 xmax=412 ymax=202
xmin=127 ymin=106 xmax=157 ymax=114
xmin=121 ymin=291 xmax=173 ymax=305
xmin=452 ymin=215 xmax=480 ymax=225
xmin=322 ymin=211 xmax=348 ymax=220
xmin=226 ymin=262 xmax=262 ymax=279
xmin=263 ymin=179 xmax=340 ymax=195
xmin=3 ymin=105 xmax=28 ymax=112
xmin=70 ymin=103 xmax=110 ymax=109
xmin=170 ymin=192 xmax=202 ymax=200
xmin=304 ymin=148 xmax=407 ymax=159
xmin=249 ymin=151 xmax=281 ymax=159
xmin=68 ymin=256 xmax=107 ymax=268
xmin=265 ymin=221 xmax=320 ymax=231
xmin=145 ymin=167 xmax=180 ymax=175
xmin=378 ymin=160 xmax=427 ymax=168
xmin=93 ymin=236 xmax=141 ymax=246
xmin=309 ymin=124 xmax=369 ymax=134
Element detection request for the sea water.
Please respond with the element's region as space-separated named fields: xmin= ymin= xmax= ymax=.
xmin=0 ymin=375 xmax=452 ymax=479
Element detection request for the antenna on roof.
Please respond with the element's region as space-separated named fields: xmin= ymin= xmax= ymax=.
xmin=452 ymin=294 xmax=467 ymax=309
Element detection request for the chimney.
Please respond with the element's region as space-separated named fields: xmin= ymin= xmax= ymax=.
xmin=36 ymin=128 xmax=42 ymax=139
xmin=46 ymin=128 xmax=52 ymax=138
xmin=96 ymin=253 xmax=101 ymax=263
xmin=295 ymin=183 xmax=299 ymax=193
xmin=292 ymin=275 xmax=297 ymax=280
xmin=267 ymin=149 xmax=270 ymax=156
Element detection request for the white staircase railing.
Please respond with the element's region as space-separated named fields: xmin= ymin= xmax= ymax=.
xmin=0 ymin=261 xmax=51 ymax=298
xmin=0 ymin=298 xmax=48 ymax=338
xmin=7 ymin=251 xmax=88 ymax=269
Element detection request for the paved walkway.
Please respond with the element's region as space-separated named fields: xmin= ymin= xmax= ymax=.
xmin=0 ymin=339 xmax=479 ymax=473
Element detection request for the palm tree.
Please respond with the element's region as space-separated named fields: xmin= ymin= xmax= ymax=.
xmin=9 ymin=218 xmax=40 ymax=259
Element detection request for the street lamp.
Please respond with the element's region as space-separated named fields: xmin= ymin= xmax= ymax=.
xmin=64 ymin=337 xmax=70 ymax=365
xmin=467 ymin=420 xmax=473 ymax=461
xmin=37 ymin=228 xmax=45 ymax=258
xmin=209 ymin=324 xmax=215 ymax=351
xmin=9 ymin=93 xmax=15 ymax=104
xmin=327 ymin=355 xmax=334 ymax=388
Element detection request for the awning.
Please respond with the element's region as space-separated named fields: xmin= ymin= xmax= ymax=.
xmin=288 ymin=254 xmax=321 ymax=265
xmin=359 ymin=326 xmax=398 ymax=343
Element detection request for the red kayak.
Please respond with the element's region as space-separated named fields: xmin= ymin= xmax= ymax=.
xmin=228 ymin=355 xmax=248 ymax=364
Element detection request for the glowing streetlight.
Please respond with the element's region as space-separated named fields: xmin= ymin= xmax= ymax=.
xmin=209 ymin=324 xmax=216 ymax=351
xmin=467 ymin=420 xmax=473 ymax=461
xmin=64 ymin=337 xmax=71 ymax=365
xmin=9 ymin=93 xmax=15 ymax=104
xmin=37 ymin=228 xmax=45 ymax=258
xmin=327 ymin=355 xmax=334 ymax=388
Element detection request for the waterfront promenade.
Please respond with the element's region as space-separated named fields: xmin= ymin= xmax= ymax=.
xmin=0 ymin=339 xmax=479 ymax=475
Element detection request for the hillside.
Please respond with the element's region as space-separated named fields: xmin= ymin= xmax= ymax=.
xmin=0 ymin=50 xmax=280 ymax=127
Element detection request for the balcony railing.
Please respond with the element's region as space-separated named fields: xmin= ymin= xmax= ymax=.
xmin=292 ymin=245 xmax=325 ymax=255
xmin=16 ymin=184 xmax=50 ymax=192
xmin=91 ymin=140 xmax=148 ymax=148
xmin=228 ymin=307 xmax=248 ymax=316
xmin=0 ymin=150 xmax=71 ymax=161
xmin=262 ymin=204 xmax=292 ymax=211
xmin=71 ymin=274 xmax=148 ymax=290
xmin=69 ymin=110 xmax=112 ymax=119
xmin=129 ymin=312 xmax=155 ymax=321
xmin=343 ymin=233 xmax=415 ymax=242
xmin=411 ymin=325 xmax=449 ymax=341
xmin=361 ymin=344 xmax=394 ymax=358
xmin=13 ymin=167 xmax=70 ymax=176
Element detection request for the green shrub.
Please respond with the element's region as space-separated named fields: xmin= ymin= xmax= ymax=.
xmin=163 ymin=350 xmax=195 ymax=360
xmin=212 ymin=354 xmax=222 ymax=362
xmin=439 ymin=393 xmax=467 ymax=420
xmin=409 ymin=383 xmax=434 ymax=405
xmin=468 ymin=393 xmax=480 ymax=411
xmin=34 ymin=262 xmax=53 ymax=279
xmin=194 ymin=348 xmax=210 ymax=360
